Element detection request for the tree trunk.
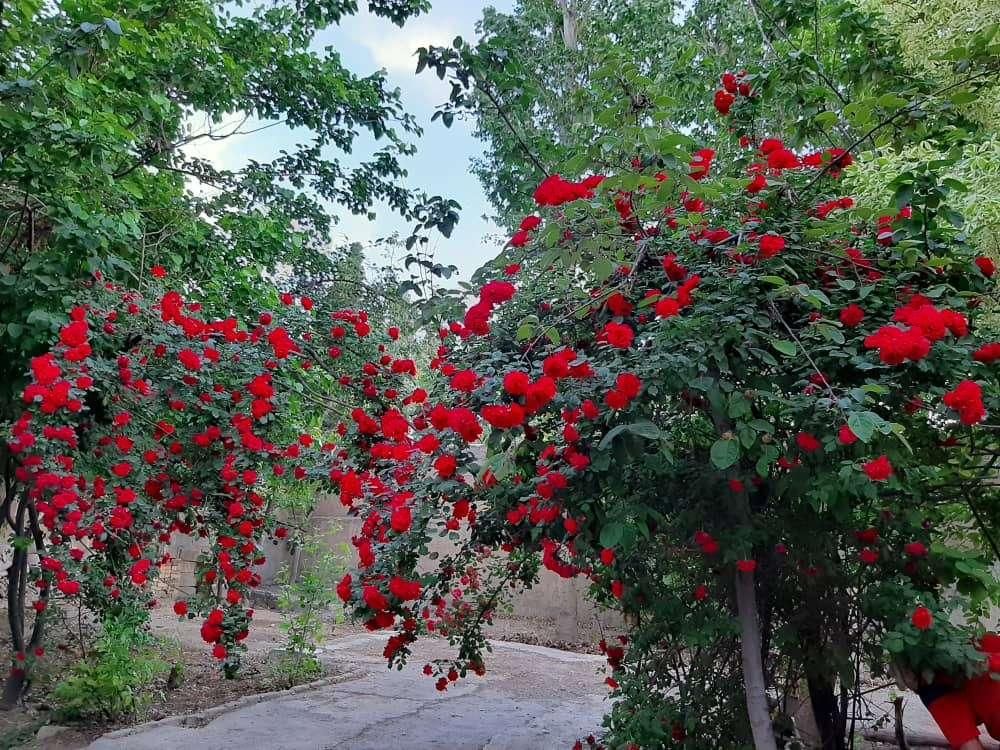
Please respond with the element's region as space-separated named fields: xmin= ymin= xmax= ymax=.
xmin=554 ymin=0 xmax=579 ymax=50
xmin=807 ymin=672 xmax=847 ymax=750
xmin=2 ymin=491 xmax=47 ymax=710
xmin=735 ymin=569 xmax=777 ymax=750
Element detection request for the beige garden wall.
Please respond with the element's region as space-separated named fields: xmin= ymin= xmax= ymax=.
xmin=163 ymin=494 xmax=620 ymax=644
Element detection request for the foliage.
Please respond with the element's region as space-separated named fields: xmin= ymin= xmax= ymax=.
xmin=275 ymin=534 xmax=347 ymax=670
xmin=4 ymin=271 xmax=404 ymax=685
xmin=8 ymin=65 xmax=1000 ymax=750
xmin=0 ymin=0 xmax=454 ymax=420
xmin=845 ymin=136 xmax=1000 ymax=260
xmin=318 ymin=81 xmax=999 ymax=748
xmin=50 ymin=616 xmax=167 ymax=721
xmin=854 ymin=0 xmax=1000 ymax=130
xmin=4 ymin=2 xmax=1000 ymax=749
xmin=266 ymin=649 xmax=324 ymax=689
xmin=415 ymin=0 xmax=995 ymax=231
xmin=0 ymin=0 xmax=450 ymax=703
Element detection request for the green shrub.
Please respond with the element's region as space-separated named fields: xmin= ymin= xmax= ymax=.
xmin=51 ymin=617 xmax=167 ymax=722
xmin=275 ymin=533 xmax=346 ymax=669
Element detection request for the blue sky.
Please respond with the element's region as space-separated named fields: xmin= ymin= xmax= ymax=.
xmin=186 ymin=1 xmax=515 ymax=281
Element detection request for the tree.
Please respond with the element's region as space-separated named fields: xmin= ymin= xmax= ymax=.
xmin=0 ymin=0 xmax=457 ymax=703
xmin=416 ymin=0 xmax=996 ymax=232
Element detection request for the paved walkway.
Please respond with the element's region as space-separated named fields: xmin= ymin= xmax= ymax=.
xmin=88 ymin=634 xmax=609 ymax=750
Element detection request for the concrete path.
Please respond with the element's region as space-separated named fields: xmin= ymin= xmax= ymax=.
xmin=88 ymin=634 xmax=610 ymax=750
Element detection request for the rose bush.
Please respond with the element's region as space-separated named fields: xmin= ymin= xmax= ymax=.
xmin=4 ymin=272 xmax=406 ymax=691
xmin=323 ymin=82 xmax=999 ymax=748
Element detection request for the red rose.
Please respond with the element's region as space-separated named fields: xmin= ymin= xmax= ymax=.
xmin=795 ymin=432 xmax=822 ymax=453
xmin=600 ymin=548 xmax=616 ymax=566
xmin=758 ymin=234 xmax=786 ymax=259
xmin=943 ymin=380 xmax=986 ymax=425
xmin=363 ymin=585 xmax=389 ymax=612
xmin=336 ymin=574 xmax=353 ymax=603
xmin=388 ymin=576 xmax=422 ymax=601
xmin=503 ymin=370 xmax=531 ymax=396
xmin=173 ymin=601 xmax=189 ymax=616
xmin=837 ymin=425 xmax=858 ymax=446
xmin=911 ymin=605 xmax=933 ymax=631
xmin=839 ymin=304 xmax=865 ymax=328
xmin=390 ymin=505 xmax=412 ymax=533
xmin=600 ymin=322 xmax=635 ymax=349
xmin=434 ymin=454 xmax=458 ymax=479
xmin=655 ymin=297 xmax=680 ymax=319
xmin=449 ymin=369 xmax=479 ymax=393
xmin=975 ymin=256 xmax=996 ymax=278
xmin=481 ymin=404 xmax=526 ymax=430
xmin=59 ymin=320 xmax=89 ymax=347
xmin=713 ymin=89 xmax=735 ymax=115
xmin=973 ymin=343 xmax=1000 ymax=364
xmin=520 ymin=215 xmax=542 ymax=231
xmin=863 ymin=455 xmax=893 ymax=481
xmin=510 ymin=229 xmax=531 ymax=247
xmin=57 ymin=580 xmax=80 ymax=596
xmin=178 ymin=348 xmax=202 ymax=371
xmin=746 ymin=173 xmax=768 ymax=194
xmin=736 ymin=559 xmax=757 ymax=573
xmin=689 ymin=149 xmax=714 ymax=180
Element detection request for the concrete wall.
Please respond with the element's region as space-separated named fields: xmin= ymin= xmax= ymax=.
xmin=167 ymin=495 xmax=619 ymax=644
xmin=276 ymin=496 xmax=618 ymax=643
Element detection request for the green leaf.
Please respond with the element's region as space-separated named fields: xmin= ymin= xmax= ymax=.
xmin=813 ymin=111 xmax=839 ymax=128
xmin=627 ymin=420 xmax=661 ymax=439
xmin=847 ymin=411 xmax=880 ymax=443
xmin=592 ymin=257 xmax=615 ymax=283
xmin=599 ymin=522 xmax=624 ymax=548
xmin=597 ymin=421 xmax=661 ymax=450
xmin=950 ymin=90 xmax=979 ymax=105
xmin=876 ymin=93 xmax=908 ymax=110
xmin=710 ymin=439 xmax=739 ymax=470
xmin=771 ymin=339 xmax=797 ymax=357
xmin=760 ymin=275 xmax=787 ymax=287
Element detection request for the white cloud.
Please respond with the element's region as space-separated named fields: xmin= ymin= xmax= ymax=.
xmin=364 ymin=20 xmax=460 ymax=75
